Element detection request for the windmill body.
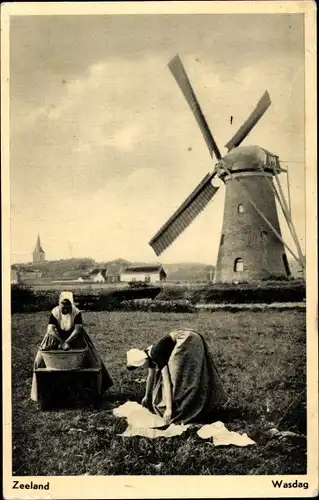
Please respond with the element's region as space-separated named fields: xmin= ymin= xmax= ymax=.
xmin=149 ymin=56 xmax=304 ymax=282
xmin=214 ymin=146 xmax=290 ymax=282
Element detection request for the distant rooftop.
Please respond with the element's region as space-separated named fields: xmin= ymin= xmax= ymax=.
xmin=122 ymin=265 xmax=164 ymax=273
xmin=89 ymin=267 xmax=121 ymax=277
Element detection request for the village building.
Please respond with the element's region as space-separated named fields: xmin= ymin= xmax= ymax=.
xmin=11 ymin=269 xmax=21 ymax=284
xmin=33 ymin=234 xmax=46 ymax=263
xmin=15 ymin=268 xmax=44 ymax=284
xmin=89 ymin=269 xmax=107 ymax=283
xmin=120 ymin=265 xmax=167 ymax=284
xmin=23 ymin=269 xmax=44 ymax=281
xmin=89 ymin=267 xmax=121 ymax=283
xmin=105 ymin=267 xmax=121 ymax=283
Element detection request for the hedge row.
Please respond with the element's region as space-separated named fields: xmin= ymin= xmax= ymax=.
xmin=11 ymin=280 xmax=306 ymax=313
xmin=10 ymin=285 xmax=196 ymax=314
xmin=115 ymin=299 xmax=197 ymax=313
xmin=10 ymin=285 xmax=161 ymax=313
xmin=156 ymin=280 xmax=306 ymax=304
xmin=156 ymin=286 xmax=191 ymax=301
xmin=191 ymin=280 xmax=306 ymax=304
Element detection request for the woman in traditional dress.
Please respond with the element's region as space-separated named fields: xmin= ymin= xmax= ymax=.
xmin=126 ymin=328 xmax=228 ymax=425
xmin=31 ymin=291 xmax=113 ymax=402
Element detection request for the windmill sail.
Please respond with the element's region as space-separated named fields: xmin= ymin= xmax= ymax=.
xmin=149 ymin=173 xmax=219 ymax=256
xmin=225 ymin=91 xmax=271 ymax=151
xmin=168 ymin=55 xmax=222 ymax=160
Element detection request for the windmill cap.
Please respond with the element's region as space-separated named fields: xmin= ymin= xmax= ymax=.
xmin=221 ymin=145 xmax=280 ymax=174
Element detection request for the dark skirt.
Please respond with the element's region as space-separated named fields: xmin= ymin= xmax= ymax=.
xmin=31 ymin=328 xmax=113 ymax=401
xmin=151 ymin=329 xmax=228 ymax=424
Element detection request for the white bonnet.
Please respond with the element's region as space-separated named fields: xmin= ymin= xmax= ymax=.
xmin=59 ymin=291 xmax=74 ymax=304
xmin=126 ymin=348 xmax=148 ymax=368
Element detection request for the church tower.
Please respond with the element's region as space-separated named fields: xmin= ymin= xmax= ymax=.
xmin=32 ymin=234 xmax=46 ymax=263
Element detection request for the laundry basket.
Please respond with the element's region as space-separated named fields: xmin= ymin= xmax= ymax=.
xmin=42 ymin=348 xmax=87 ymax=370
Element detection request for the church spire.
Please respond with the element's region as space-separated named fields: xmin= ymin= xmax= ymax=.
xmin=33 ymin=234 xmax=45 ymax=263
xmin=35 ymin=233 xmax=44 ymax=252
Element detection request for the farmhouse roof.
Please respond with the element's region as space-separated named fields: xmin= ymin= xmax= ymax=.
xmin=89 ymin=268 xmax=103 ymax=275
xmin=122 ymin=265 xmax=164 ymax=273
xmin=105 ymin=267 xmax=121 ymax=277
xmin=89 ymin=268 xmax=107 ymax=278
xmin=89 ymin=267 xmax=120 ymax=277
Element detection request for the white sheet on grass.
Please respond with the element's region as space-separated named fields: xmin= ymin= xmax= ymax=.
xmin=113 ymin=401 xmax=190 ymax=438
xmin=197 ymin=421 xmax=256 ymax=447
xmin=113 ymin=402 xmax=256 ymax=445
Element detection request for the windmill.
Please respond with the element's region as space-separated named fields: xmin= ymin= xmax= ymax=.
xmin=149 ymin=55 xmax=305 ymax=283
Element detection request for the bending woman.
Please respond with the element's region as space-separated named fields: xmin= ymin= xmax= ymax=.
xmin=126 ymin=328 xmax=228 ymax=425
xmin=31 ymin=291 xmax=113 ymax=401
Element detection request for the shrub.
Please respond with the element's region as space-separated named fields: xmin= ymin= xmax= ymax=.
xmin=261 ymin=275 xmax=289 ymax=281
xmin=116 ymin=299 xmax=153 ymax=311
xmin=110 ymin=287 xmax=160 ymax=301
xmin=11 ymin=284 xmax=36 ymax=313
xmin=128 ymin=281 xmax=150 ymax=288
xmin=191 ymin=280 xmax=306 ymax=304
xmin=34 ymin=290 xmax=60 ymax=310
xmin=116 ymin=299 xmax=197 ymax=313
xmin=11 ymin=285 xmax=162 ymax=313
xmin=156 ymin=286 xmax=191 ymax=301
xmin=156 ymin=280 xmax=305 ymax=304
xmin=149 ymin=299 xmax=197 ymax=313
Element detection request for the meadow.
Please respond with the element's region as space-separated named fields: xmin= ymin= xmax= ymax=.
xmin=12 ymin=309 xmax=306 ymax=476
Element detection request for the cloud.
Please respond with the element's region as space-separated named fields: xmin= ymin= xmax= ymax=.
xmin=10 ymin=15 xmax=306 ymax=264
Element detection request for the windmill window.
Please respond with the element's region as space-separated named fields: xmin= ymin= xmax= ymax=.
xmin=234 ymin=258 xmax=244 ymax=272
xmin=238 ymin=204 xmax=244 ymax=214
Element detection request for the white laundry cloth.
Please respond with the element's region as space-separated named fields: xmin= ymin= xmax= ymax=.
xmin=197 ymin=421 xmax=256 ymax=447
xmin=113 ymin=403 xmax=256 ymax=444
xmin=120 ymin=423 xmax=190 ymax=438
xmin=113 ymin=401 xmax=165 ymax=428
xmin=113 ymin=401 xmax=190 ymax=438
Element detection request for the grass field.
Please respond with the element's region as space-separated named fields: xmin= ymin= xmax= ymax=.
xmin=12 ymin=310 xmax=306 ymax=476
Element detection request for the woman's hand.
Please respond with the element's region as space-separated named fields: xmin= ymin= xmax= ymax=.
xmin=141 ymin=395 xmax=152 ymax=411
xmin=161 ymin=366 xmax=173 ymax=426
xmin=47 ymin=327 xmax=63 ymax=344
xmin=163 ymin=408 xmax=172 ymax=425
xmin=65 ymin=325 xmax=83 ymax=345
xmin=142 ymin=367 xmax=155 ymax=410
xmin=61 ymin=342 xmax=70 ymax=351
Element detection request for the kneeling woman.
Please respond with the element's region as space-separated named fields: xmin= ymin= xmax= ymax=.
xmin=31 ymin=291 xmax=113 ymax=402
xmin=126 ymin=329 xmax=228 ymax=425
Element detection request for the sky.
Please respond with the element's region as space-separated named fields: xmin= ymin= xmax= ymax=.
xmin=10 ymin=13 xmax=305 ymax=265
